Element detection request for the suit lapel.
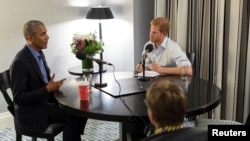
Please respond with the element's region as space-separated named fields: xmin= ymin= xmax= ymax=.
xmin=24 ymin=46 xmax=48 ymax=84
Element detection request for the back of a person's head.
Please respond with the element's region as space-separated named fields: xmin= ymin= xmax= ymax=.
xmin=145 ymin=80 xmax=187 ymax=127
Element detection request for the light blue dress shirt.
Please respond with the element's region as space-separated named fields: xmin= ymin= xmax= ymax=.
xmin=26 ymin=45 xmax=48 ymax=83
xmin=142 ymin=37 xmax=191 ymax=68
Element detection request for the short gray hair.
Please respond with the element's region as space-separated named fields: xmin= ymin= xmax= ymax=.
xmin=23 ymin=20 xmax=44 ymax=39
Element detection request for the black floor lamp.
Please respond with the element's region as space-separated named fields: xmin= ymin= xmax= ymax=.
xmin=86 ymin=6 xmax=114 ymax=87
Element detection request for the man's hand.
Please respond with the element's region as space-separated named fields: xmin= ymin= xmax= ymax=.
xmin=46 ymin=73 xmax=66 ymax=92
xmin=149 ymin=63 xmax=193 ymax=75
xmin=148 ymin=63 xmax=161 ymax=72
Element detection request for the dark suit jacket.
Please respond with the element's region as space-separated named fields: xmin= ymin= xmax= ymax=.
xmin=9 ymin=45 xmax=55 ymax=134
xmin=141 ymin=127 xmax=208 ymax=141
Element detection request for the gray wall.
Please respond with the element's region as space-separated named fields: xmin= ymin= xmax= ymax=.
xmin=133 ymin=0 xmax=155 ymax=66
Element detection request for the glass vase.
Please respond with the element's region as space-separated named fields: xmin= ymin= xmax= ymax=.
xmin=82 ymin=58 xmax=93 ymax=72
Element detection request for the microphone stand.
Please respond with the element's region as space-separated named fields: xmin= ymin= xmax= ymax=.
xmin=138 ymin=55 xmax=150 ymax=81
xmin=94 ymin=62 xmax=107 ymax=87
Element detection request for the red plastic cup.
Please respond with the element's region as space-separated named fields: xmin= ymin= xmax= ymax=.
xmin=78 ymin=82 xmax=89 ymax=100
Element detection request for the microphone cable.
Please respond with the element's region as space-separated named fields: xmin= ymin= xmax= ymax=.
xmin=110 ymin=65 xmax=148 ymax=130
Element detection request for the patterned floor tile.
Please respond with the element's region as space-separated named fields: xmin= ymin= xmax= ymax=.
xmin=0 ymin=119 xmax=119 ymax=141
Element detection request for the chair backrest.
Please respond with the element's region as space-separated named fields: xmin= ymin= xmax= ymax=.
xmin=0 ymin=69 xmax=15 ymax=116
xmin=186 ymin=52 xmax=195 ymax=66
xmin=186 ymin=52 xmax=195 ymax=76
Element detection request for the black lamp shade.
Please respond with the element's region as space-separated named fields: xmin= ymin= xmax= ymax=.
xmin=86 ymin=6 xmax=114 ymax=19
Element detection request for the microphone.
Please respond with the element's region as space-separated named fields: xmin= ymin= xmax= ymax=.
xmin=137 ymin=44 xmax=153 ymax=81
xmin=76 ymin=52 xmax=113 ymax=66
xmin=140 ymin=43 xmax=153 ymax=64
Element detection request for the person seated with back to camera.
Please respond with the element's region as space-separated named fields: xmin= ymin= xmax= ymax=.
xmin=136 ymin=17 xmax=192 ymax=76
xmin=141 ymin=79 xmax=207 ymax=141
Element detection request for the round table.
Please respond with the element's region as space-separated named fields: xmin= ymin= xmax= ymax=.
xmin=54 ymin=72 xmax=221 ymax=141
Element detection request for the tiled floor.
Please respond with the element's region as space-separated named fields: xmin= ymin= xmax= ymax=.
xmin=0 ymin=119 xmax=120 ymax=141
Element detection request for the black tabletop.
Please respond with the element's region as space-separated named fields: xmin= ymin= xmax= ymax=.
xmin=54 ymin=71 xmax=221 ymax=122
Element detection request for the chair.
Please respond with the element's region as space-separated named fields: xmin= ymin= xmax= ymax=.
xmin=186 ymin=52 xmax=195 ymax=76
xmin=0 ymin=69 xmax=64 ymax=141
xmin=194 ymin=118 xmax=243 ymax=127
xmin=194 ymin=108 xmax=250 ymax=127
xmin=186 ymin=52 xmax=195 ymax=67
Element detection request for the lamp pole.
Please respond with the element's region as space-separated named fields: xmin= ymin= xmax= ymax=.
xmin=99 ymin=20 xmax=103 ymax=60
xmin=86 ymin=6 xmax=114 ymax=88
xmin=94 ymin=21 xmax=107 ymax=87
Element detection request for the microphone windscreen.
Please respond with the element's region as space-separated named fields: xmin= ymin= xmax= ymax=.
xmin=145 ymin=44 xmax=153 ymax=52
xmin=76 ymin=51 xmax=86 ymax=60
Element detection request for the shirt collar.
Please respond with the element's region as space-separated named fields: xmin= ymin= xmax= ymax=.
xmin=151 ymin=37 xmax=168 ymax=49
xmin=26 ymin=44 xmax=40 ymax=59
xmin=160 ymin=37 xmax=168 ymax=49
